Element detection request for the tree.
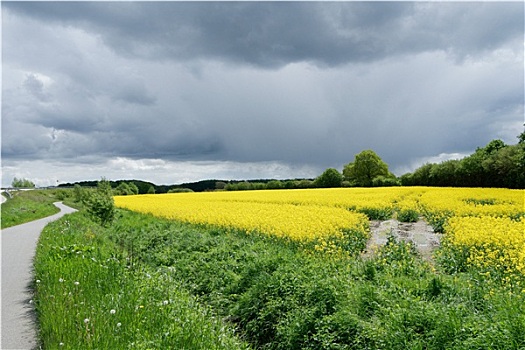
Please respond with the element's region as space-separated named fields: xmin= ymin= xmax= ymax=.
xmin=343 ymin=150 xmax=390 ymax=187
xmin=403 ymin=134 xmax=525 ymax=188
xmin=518 ymin=130 xmax=525 ymax=144
xmin=73 ymin=184 xmax=87 ymax=203
xmin=315 ymin=168 xmax=343 ymax=188
xmin=429 ymin=160 xmax=460 ymax=186
xmin=215 ymin=181 xmax=227 ymax=190
xmin=296 ymin=179 xmax=314 ymax=188
xmin=115 ymin=182 xmax=139 ymax=195
xmin=266 ymin=180 xmax=283 ymax=190
xmin=371 ymin=176 xmax=400 ymax=187
xmin=11 ymin=177 xmax=35 ymax=188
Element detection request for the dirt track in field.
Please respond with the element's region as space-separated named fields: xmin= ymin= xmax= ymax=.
xmin=365 ymin=218 xmax=441 ymax=261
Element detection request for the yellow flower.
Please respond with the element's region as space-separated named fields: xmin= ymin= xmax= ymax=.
xmin=114 ymin=187 xmax=525 ymax=265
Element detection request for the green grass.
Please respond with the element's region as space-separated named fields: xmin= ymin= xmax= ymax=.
xmin=1 ymin=190 xmax=62 ymax=228
xmin=33 ymin=212 xmax=251 ymax=350
xmin=33 ymin=209 xmax=525 ymax=349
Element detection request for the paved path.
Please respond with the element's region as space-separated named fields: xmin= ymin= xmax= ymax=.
xmin=1 ymin=202 xmax=76 ymax=350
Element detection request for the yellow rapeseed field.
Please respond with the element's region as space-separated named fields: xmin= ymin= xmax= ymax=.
xmin=446 ymin=216 xmax=525 ymax=276
xmin=114 ymin=191 xmax=370 ymax=245
xmin=115 ymin=187 xmax=524 ymax=274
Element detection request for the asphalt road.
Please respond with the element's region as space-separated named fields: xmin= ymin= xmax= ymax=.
xmin=1 ymin=202 xmax=76 ymax=350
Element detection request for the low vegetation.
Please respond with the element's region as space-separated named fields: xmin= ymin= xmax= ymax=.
xmin=33 ymin=213 xmax=250 ymax=350
xmin=17 ymin=134 xmax=525 ymax=347
xmin=33 ymin=186 xmax=525 ymax=349
xmin=1 ymin=190 xmax=60 ymax=228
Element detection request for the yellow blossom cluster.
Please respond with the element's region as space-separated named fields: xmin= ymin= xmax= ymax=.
xmin=115 ymin=187 xmax=524 ymax=270
xmin=418 ymin=187 xmax=524 ymax=220
xmin=446 ymin=216 xmax=525 ymax=280
xmin=114 ymin=192 xmax=369 ymax=245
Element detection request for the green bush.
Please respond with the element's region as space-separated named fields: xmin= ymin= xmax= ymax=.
xmin=374 ymin=234 xmax=424 ymax=277
xmin=73 ymin=184 xmax=87 ymax=203
xmin=357 ymin=206 xmax=393 ymax=220
xmin=83 ymin=180 xmax=115 ymax=226
xmin=397 ymin=208 xmax=419 ymax=223
xmin=53 ymin=189 xmax=72 ymax=201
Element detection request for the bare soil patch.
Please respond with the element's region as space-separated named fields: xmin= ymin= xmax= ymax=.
xmin=364 ymin=218 xmax=441 ymax=261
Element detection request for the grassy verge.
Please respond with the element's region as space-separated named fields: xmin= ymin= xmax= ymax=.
xmin=1 ymin=190 xmax=62 ymax=228
xmin=33 ymin=212 xmax=251 ymax=349
xmin=34 ymin=208 xmax=525 ymax=349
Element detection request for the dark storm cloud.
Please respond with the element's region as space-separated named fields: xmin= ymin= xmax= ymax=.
xmin=2 ymin=2 xmax=523 ymax=186
xmin=5 ymin=2 xmax=522 ymax=67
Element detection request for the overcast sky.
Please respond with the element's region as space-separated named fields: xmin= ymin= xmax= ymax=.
xmin=2 ymin=1 xmax=523 ymax=187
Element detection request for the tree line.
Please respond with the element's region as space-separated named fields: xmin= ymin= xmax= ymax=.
xmin=401 ymin=133 xmax=524 ymax=189
xmin=311 ymin=132 xmax=524 ymax=190
xmin=10 ymin=177 xmax=36 ymax=188
xmin=236 ymin=132 xmax=524 ymax=191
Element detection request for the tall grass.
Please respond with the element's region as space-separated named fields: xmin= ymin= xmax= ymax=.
xmin=34 ymin=208 xmax=525 ymax=349
xmin=33 ymin=212 xmax=251 ymax=349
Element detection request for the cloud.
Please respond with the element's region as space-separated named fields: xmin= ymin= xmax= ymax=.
xmin=392 ymin=152 xmax=471 ymax=176
xmin=1 ymin=2 xmax=523 ymax=186
xmin=1 ymin=158 xmax=320 ymax=188
xmin=4 ymin=2 xmax=522 ymax=67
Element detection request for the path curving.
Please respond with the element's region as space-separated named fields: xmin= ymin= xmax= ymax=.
xmin=1 ymin=202 xmax=76 ymax=350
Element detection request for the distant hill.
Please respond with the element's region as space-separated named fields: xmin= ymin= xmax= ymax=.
xmin=59 ymin=179 xmax=158 ymax=194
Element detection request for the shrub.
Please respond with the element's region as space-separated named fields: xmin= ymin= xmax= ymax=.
xmin=83 ymin=180 xmax=115 ymax=226
xmin=358 ymin=207 xmax=393 ymax=220
xmin=73 ymin=184 xmax=87 ymax=203
xmin=374 ymin=234 xmax=423 ymax=276
xmin=53 ymin=189 xmax=71 ymax=201
xmin=397 ymin=208 xmax=419 ymax=223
